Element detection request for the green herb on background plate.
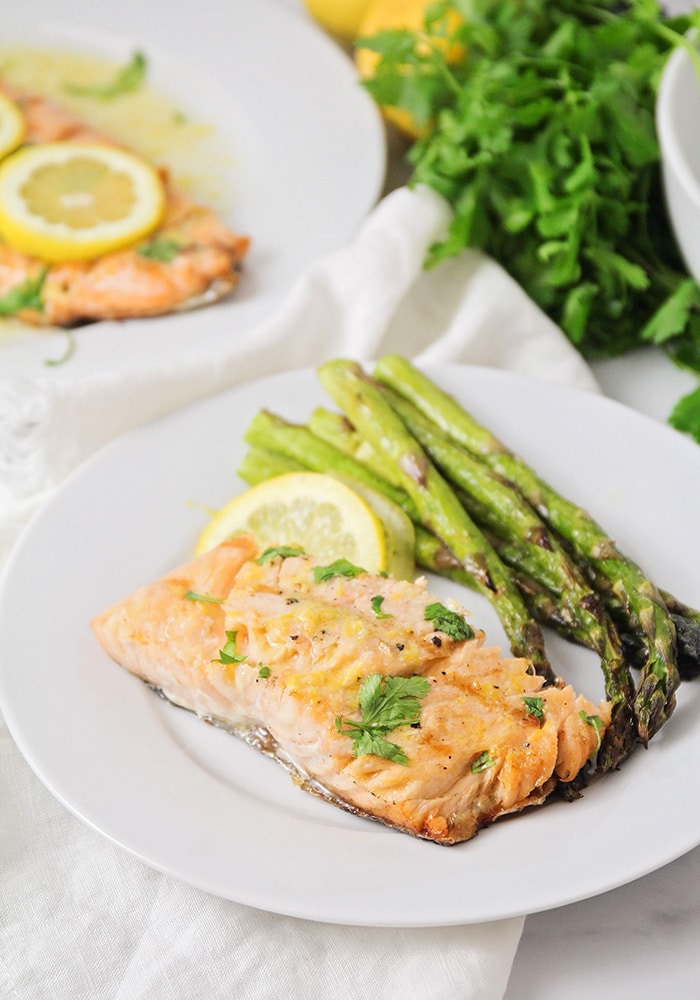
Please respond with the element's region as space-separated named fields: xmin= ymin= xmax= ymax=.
xmin=64 ymin=51 xmax=147 ymax=100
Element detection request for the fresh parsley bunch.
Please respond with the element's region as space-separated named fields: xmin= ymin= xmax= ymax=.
xmin=358 ymin=0 xmax=700 ymax=440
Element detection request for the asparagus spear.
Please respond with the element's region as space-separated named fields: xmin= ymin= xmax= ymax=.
xmin=592 ymin=576 xmax=700 ymax=682
xmin=373 ymin=354 xmax=682 ymax=743
xmin=414 ymin=525 xmax=617 ymax=663
xmin=669 ymin=614 xmax=700 ymax=681
xmin=382 ymin=385 xmax=596 ymax=594
xmin=433 ymin=499 xmax=700 ymax=682
xmin=660 ymin=591 xmax=700 ymax=626
xmin=415 ymin=525 xmax=576 ymax=630
xmin=238 ymin=445 xmax=305 ymax=484
xmin=317 ymin=358 xmax=555 ymax=683
xmin=309 ymin=407 xmax=381 ymax=475
xmin=381 ymin=382 xmax=637 ymax=767
xmin=657 ymin=594 xmax=700 ymax=679
xmin=244 ymin=410 xmax=421 ymax=520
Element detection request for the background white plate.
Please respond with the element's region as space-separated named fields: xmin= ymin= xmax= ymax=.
xmin=1 ymin=364 xmax=699 ymax=927
xmin=0 ymin=0 xmax=386 ymax=373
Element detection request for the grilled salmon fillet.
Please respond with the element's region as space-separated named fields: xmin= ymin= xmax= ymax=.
xmin=91 ymin=537 xmax=611 ymax=844
xmin=0 ymin=77 xmax=249 ymax=326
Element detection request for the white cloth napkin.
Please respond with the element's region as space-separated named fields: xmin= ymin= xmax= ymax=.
xmin=0 ymin=185 xmax=598 ymax=1000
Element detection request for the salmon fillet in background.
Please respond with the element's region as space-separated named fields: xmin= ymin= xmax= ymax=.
xmin=0 ymin=77 xmax=249 ymax=326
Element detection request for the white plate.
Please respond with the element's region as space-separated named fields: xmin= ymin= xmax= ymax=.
xmin=0 ymin=0 xmax=385 ymax=373
xmin=1 ymin=364 xmax=699 ymax=927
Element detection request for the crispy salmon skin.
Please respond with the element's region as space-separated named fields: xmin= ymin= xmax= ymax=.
xmin=0 ymin=77 xmax=249 ymax=326
xmin=91 ymin=538 xmax=611 ymax=844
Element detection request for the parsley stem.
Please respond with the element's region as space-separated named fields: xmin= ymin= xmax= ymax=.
xmin=44 ymin=331 xmax=76 ymax=367
xmin=651 ymin=21 xmax=700 ymax=87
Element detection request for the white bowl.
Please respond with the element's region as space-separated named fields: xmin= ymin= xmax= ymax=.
xmin=657 ymin=43 xmax=700 ymax=283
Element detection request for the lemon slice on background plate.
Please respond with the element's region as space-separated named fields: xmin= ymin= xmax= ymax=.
xmin=0 ymin=92 xmax=25 ymax=161
xmin=195 ymin=472 xmax=393 ymax=574
xmin=0 ymin=141 xmax=166 ymax=261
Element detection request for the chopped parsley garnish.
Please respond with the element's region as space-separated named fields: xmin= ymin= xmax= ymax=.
xmin=471 ymin=750 xmax=495 ymax=774
xmin=0 ymin=270 xmax=46 ymax=316
xmin=258 ymin=664 xmax=271 ymax=679
xmin=185 ymin=590 xmax=224 ymax=604
xmin=212 ymin=630 xmax=246 ymax=665
xmin=335 ymin=673 xmax=431 ymax=766
xmin=424 ymin=601 xmax=474 ymax=641
xmin=371 ymin=594 xmax=393 ymax=618
xmin=64 ymin=51 xmax=147 ymax=100
xmin=137 ymin=237 xmax=181 ymax=262
xmin=313 ymin=558 xmax=366 ymax=582
xmin=523 ymin=696 xmax=545 ymax=723
xmin=579 ymin=711 xmax=605 ymax=755
xmin=256 ymin=545 xmax=306 ymax=565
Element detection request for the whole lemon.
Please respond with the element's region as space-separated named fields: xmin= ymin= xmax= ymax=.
xmin=303 ymin=0 xmax=375 ymax=41
xmin=355 ymin=0 xmax=465 ymax=138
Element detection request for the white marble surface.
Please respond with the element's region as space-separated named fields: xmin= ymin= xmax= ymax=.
xmin=278 ymin=2 xmax=700 ymax=997
xmin=505 ymin=844 xmax=700 ymax=1000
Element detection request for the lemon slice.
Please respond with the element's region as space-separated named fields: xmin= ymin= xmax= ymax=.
xmin=0 ymin=92 xmax=25 ymax=162
xmin=0 ymin=141 xmax=166 ymax=262
xmin=333 ymin=475 xmax=415 ymax=580
xmin=195 ymin=472 xmax=388 ymax=572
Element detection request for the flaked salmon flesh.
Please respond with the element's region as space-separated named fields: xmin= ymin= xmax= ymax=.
xmin=91 ymin=537 xmax=611 ymax=844
xmin=0 ymin=78 xmax=249 ymax=326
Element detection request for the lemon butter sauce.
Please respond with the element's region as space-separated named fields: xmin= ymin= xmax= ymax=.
xmin=0 ymin=45 xmax=235 ymax=207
